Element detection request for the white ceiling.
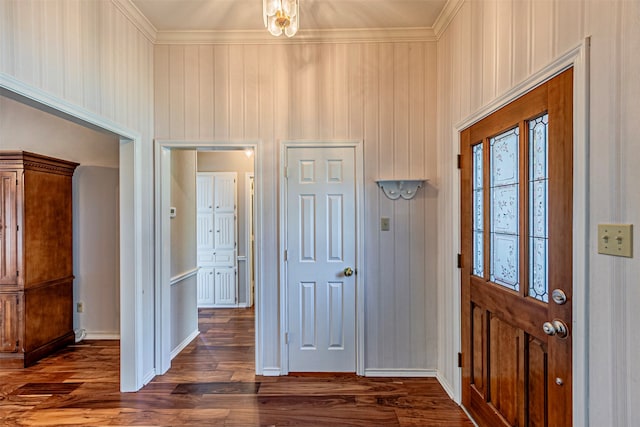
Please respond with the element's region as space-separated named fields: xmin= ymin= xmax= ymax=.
xmin=131 ymin=0 xmax=449 ymax=32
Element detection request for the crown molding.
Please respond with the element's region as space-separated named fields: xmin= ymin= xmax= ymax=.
xmin=112 ymin=0 xmax=461 ymax=45
xmin=155 ymin=27 xmax=437 ymax=45
xmin=111 ymin=0 xmax=158 ymax=43
xmin=432 ymin=0 xmax=465 ymax=39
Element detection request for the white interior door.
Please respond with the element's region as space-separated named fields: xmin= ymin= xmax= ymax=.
xmin=286 ymin=146 xmax=357 ymax=372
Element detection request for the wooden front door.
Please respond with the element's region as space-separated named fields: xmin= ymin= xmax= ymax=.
xmin=460 ymin=69 xmax=573 ymax=427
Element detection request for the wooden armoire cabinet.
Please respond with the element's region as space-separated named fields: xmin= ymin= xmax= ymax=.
xmin=0 ymin=152 xmax=78 ymax=367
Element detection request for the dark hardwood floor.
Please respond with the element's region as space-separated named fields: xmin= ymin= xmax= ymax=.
xmin=0 ymin=308 xmax=474 ymax=426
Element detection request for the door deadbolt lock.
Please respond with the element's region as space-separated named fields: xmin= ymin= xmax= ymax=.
xmin=551 ymin=289 xmax=568 ymax=305
xmin=543 ymin=319 xmax=569 ymax=339
xmin=343 ymin=267 xmax=354 ymax=277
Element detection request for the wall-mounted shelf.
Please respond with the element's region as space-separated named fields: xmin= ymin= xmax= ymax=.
xmin=376 ymin=179 xmax=427 ymax=200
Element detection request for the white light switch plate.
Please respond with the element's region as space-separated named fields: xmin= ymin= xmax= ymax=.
xmin=598 ymin=224 xmax=633 ymax=257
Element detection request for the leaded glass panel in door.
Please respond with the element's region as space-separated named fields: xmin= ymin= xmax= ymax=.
xmin=490 ymin=127 xmax=519 ymax=291
xmin=529 ymin=114 xmax=549 ymax=302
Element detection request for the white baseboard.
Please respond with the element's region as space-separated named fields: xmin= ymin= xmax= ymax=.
xmin=261 ymin=367 xmax=282 ymax=376
xmin=84 ymin=332 xmax=120 ymax=340
xmin=142 ymin=369 xmax=156 ymax=386
xmin=170 ymin=329 xmax=200 ymax=360
xmin=364 ymin=368 xmax=438 ymax=377
xmin=436 ymin=371 xmax=457 ymax=401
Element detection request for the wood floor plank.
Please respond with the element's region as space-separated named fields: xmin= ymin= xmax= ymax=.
xmin=0 ymin=307 xmax=473 ymax=426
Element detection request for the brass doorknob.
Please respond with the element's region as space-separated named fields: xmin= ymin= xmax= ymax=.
xmin=343 ymin=267 xmax=354 ymax=277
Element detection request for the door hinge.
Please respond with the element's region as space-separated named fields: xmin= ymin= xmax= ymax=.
xmin=16 ymin=340 xmax=20 ymax=348
xmin=17 ymin=225 xmax=19 ymax=231
xmin=284 ymin=332 xmax=289 ymax=344
xmin=457 ymin=154 xmax=462 ymax=169
xmin=458 ymin=352 xmax=463 ymax=368
xmin=457 ymin=254 xmax=462 ymax=269
xmin=16 ymin=270 xmax=19 ymax=277
xmin=16 ymin=296 xmax=19 ymax=305
xmin=284 ymin=250 xmax=288 ymax=261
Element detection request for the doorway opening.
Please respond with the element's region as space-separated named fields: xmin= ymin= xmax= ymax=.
xmin=0 ymin=89 xmax=130 ymax=383
xmin=155 ymin=141 xmax=262 ymax=377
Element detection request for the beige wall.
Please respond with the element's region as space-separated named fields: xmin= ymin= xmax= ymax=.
xmin=169 ymin=149 xmax=198 ymax=352
xmin=155 ymin=42 xmax=438 ymax=372
xmin=437 ymin=0 xmax=640 ymax=423
xmin=0 ymin=94 xmax=120 ymax=338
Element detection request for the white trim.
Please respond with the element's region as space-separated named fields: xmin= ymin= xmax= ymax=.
xmin=365 ymin=369 xmax=437 ymax=378
xmin=154 ymin=139 xmax=265 ymax=376
xmin=0 ymin=72 xmax=146 ymax=393
xmin=450 ymin=39 xmax=591 ymax=425
xmin=279 ymin=140 xmax=365 ymax=376
xmin=432 ymin=0 xmax=465 ymax=39
xmin=261 ymin=368 xmax=282 ymax=377
xmin=84 ymin=332 xmax=121 ymax=340
xmin=170 ymin=329 xmax=200 ymax=360
xmin=245 ymin=172 xmax=255 ymax=309
xmin=142 ymin=369 xmax=156 ymax=387
xmin=155 ymin=27 xmax=437 ymax=45
xmin=170 ymin=268 xmax=199 ymax=286
xmin=111 ymin=0 xmax=158 ymax=43
xmin=436 ymin=371 xmax=457 ymax=401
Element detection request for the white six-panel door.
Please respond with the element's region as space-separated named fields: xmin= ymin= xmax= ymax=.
xmin=286 ymin=146 xmax=357 ymax=372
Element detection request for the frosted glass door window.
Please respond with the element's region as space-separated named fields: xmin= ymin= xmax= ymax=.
xmin=490 ymin=127 xmax=520 ymax=291
xmin=472 ymin=143 xmax=484 ymax=277
xmin=529 ymin=114 xmax=549 ymax=302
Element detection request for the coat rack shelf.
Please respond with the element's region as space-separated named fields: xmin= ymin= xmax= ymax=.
xmin=375 ymin=179 xmax=427 ymax=200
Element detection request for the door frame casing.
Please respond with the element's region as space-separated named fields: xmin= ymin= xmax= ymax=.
xmin=450 ymin=39 xmax=590 ymax=426
xmin=279 ymin=140 xmax=365 ymax=376
xmin=154 ymin=140 xmax=263 ymax=375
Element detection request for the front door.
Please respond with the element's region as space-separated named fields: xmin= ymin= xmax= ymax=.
xmin=460 ymin=69 xmax=573 ymax=427
xmin=286 ymin=146 xmax=357 ymax=372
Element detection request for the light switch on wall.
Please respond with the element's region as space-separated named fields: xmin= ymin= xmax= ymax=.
xmin=598 ymin=224 xmax=633 ymax=257
xmin=380 ymin=217 xmax=390 ymax=232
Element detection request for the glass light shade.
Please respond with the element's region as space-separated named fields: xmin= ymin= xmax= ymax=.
xmin=263 ymin=0 xmax=299 ymax=37
xmin=285 ymin=14 xmax=298 ymax=37
xmin=267 ymin=15 xmax=283 ymax=36
xmin=283 ymin=0 xmax=297 ymax=18
xmin=264 ymin=0 xmax=280 ymax=16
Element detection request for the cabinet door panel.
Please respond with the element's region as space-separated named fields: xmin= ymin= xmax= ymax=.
xmin=197 ymin=214 xmax=214 ymax=250
xmin=214 ymin=267 xmax=236 ymax=305
xmin=0 ymin=293 xmax=20 ymax=352
xmin=197 ymin=267 xmax=215 ymax=306
xmin=214 ymin=174 xmax=236 ymax=213
xmin=214 ymin=213 xmax=236 ymax=250
xmin=196 ymin=175 xmax=214 ymax=213
xmin=0 ymin=172 xmax=17 ymax=286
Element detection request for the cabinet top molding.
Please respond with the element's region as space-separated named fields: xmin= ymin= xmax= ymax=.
xmin=0 ymin=151 xmax=79 ymax=175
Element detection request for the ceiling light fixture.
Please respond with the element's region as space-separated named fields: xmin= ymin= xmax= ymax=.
xmin=263 ymin=0 xmax=299 ymax=38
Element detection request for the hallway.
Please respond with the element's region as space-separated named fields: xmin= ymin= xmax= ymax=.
xmin=0 ymin=308 xmax=472 ymax=426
